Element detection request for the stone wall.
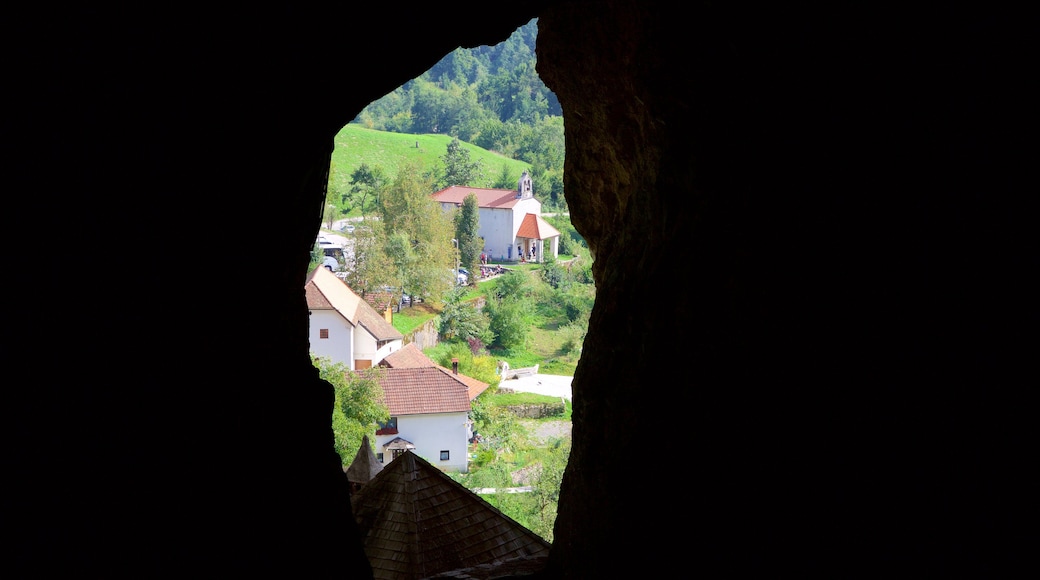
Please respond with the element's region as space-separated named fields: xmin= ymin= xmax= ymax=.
xmin=403 ymin=317 xmax=440 ymax=350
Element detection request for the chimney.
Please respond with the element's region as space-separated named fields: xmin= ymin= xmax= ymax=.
xmin=452 ymin=358 xmax=459 ymax=375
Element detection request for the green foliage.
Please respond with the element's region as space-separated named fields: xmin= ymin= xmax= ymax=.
xmin=438 ymin=286 xmax=493 ymax=344
xmin=341 ymin=17 xmax=563 ymax=206
xmin=427 ymin=339 xmax=501 ymax=388
xmin=469 ymin=392 xmax=528 ymax=456
xmin=556 ymin=319 xmax=588 ymax=357
xmin=539 ymin=255 xmax=565 ymax=289
xmin=330 ymin=126 xmax=529 ymax=213
xmin=439 ymin=136 xmax=487 ymax=189
xmin=453 ymin=388 xmax=572 ymax=542
xmin=377 ymin=160 xmax=455 ymax=302
xmin=483 ymin=295 xmax=531 ymax=350
xmin=309 ymin=240 xmax=324 ymax=272
xmin=454 ymin=193 xmax=482 ymax=274
xmin=527 ymin=437 xmax=570 ymax=542
xmin=341 ymin=219 xmax=394 ymax=295
xmin=346 ymin=162 xmax=386 ymax=218
xmin=461 ymin=459 xmax=513 ymax=488
xmin=488 ymin=270 xmax=530 ymax=301
xmin=566 ymin=250 xmax=595 ymax=285
xmin=492 ymin=162 xmax=516 ymax=189
xmin=392 ymin=309 xmax=439 ymax=336
xmin=324 ymin=162 xmax=343 ymax=228
xmin=311 ymin=355 xmax=390 ymax=466
xmin=470 ymin=448 xmax=497 ymax=469
xmin=544 ymin=213 xmax=585 ymax=257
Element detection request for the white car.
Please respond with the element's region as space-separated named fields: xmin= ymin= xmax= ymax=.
xmin=323 ymin=256 xmax=339 ymax=271
xmin=448 ymin=268 xmax=467 ymax=286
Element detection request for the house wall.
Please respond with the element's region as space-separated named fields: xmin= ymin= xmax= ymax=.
xmin=353 ymin=329 xmax=400 ymax=368
xmin=475 ymin=197 xmax=543 ymax=262
xmin=478 ymin=207 xmax=516 ymax=262
xmin=511 ymin=199 xmax=542 ymax=260
xmin=308 ymin=310 xmax=355 ymax=369
xmin=376 ymin=411 xmax=471 ymax=473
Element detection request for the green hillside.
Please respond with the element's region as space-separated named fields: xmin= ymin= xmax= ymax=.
xmin=329 ymin=124 xmax=531 ymax=195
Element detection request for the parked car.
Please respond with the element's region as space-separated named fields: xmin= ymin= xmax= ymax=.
xmin=448 ymin=268 xmax=468 ymax=286
xmin=323 ymin=256 xmax=339 ymax=271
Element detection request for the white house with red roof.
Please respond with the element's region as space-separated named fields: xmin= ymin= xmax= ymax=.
xmin=305 ymin=266 xmax=403 ymax=370
xmin=431 ymin=170 xmax=561 ymax=263
xmin=369 ymin=344 xmax=490 ymax=473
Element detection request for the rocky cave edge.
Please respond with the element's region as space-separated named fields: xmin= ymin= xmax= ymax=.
xmin=5 ymin=2 xmax=1033 ymax=578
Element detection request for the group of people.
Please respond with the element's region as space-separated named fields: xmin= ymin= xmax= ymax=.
xmin=478 ymin=251 xmax=502 ymax=278
xmin=517 ymin=243 xmax=538 ymax=263
xmin=480 ymin=242 xmax=539 ymax=267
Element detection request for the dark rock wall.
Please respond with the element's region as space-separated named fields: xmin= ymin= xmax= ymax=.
xmin=536 ymin=2 xmax=1034 ymax=577
xmin=3 ymin=2 xmax=1033 ymax=577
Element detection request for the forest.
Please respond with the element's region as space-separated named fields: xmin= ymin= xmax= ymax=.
xmin=349 ymin=18 xmax=566 ymax=210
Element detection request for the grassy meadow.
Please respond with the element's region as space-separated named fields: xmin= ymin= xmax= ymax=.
xmin=329 ymin=124 xmax=531 ymax=198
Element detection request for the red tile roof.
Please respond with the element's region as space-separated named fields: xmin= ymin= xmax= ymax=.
xmin=380 ymin=342 xmax=436 ymax=368
xmin=362 ymin=291 xmax=394 ymax=313
xmin=516 ymin=212 xmax=562 ymax=240
xmin=366 ymin=367 xmax=474 ymax=416
xmin=431 ymin=185 xmax=522 ymax=209
xmin=380 ymin=344 xmax=491 ymax=400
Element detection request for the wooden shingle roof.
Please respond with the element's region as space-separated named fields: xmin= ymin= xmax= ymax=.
xmin=350 ymin=451 xmax=551 ymax=580
xmin=345 ymin=434 xmax=383 ymax=487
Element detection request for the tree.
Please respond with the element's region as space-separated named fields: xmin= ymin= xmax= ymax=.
xmin=377 ymin=159 xmax=455 ymax=302
xmin=454 ymin=193 xmax=482 ymax=275
xmin=311 ymin=355 xmax=389 ymax=466
xmin=438 ymin=286 xmax=492 ymax=344
xmin=492 ymin=162 xmax=517 ymax=189
xmin=342 ymin=219 xmax=395 ymax=295
xmin=383 ymin=229 xmax=418 ymax=295
xmin=323 ymin=161 xmax=343 ymax=228
xmin=346 ymin=163 xmax=386 ymax=219
xmin=483 ymin=293 xmax=531 ymax=350
xmin=526 ymin=437 xmax=570 ymax=542
xmin=439 ymin=136 xmax=486 ymax=188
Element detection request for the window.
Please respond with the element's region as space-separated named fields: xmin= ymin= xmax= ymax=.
xmin=439 ymin=450 xmax=449 ymax=461
xmin=377 ymin=453 xmax=384 ymax=463
xmin=319 ymin=329 xmax=329 ymax=339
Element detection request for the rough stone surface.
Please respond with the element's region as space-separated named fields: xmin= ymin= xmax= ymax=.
xmin=4 ymin=2 xmax=1034 ymax=578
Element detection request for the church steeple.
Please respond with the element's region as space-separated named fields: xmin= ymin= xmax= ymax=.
xmin=517 ymin=170 xmax=533 ymax=199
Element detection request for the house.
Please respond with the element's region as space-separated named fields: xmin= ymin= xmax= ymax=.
xmin=431 ymin=170 xmax=561 ymax=263
xmin=363 ymin=343 xmax=490 ymax=473
xmin=305 ymin=266 xmax=403 ymax=370
xmin=350 ymin=449 xmax=551 ymax=580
